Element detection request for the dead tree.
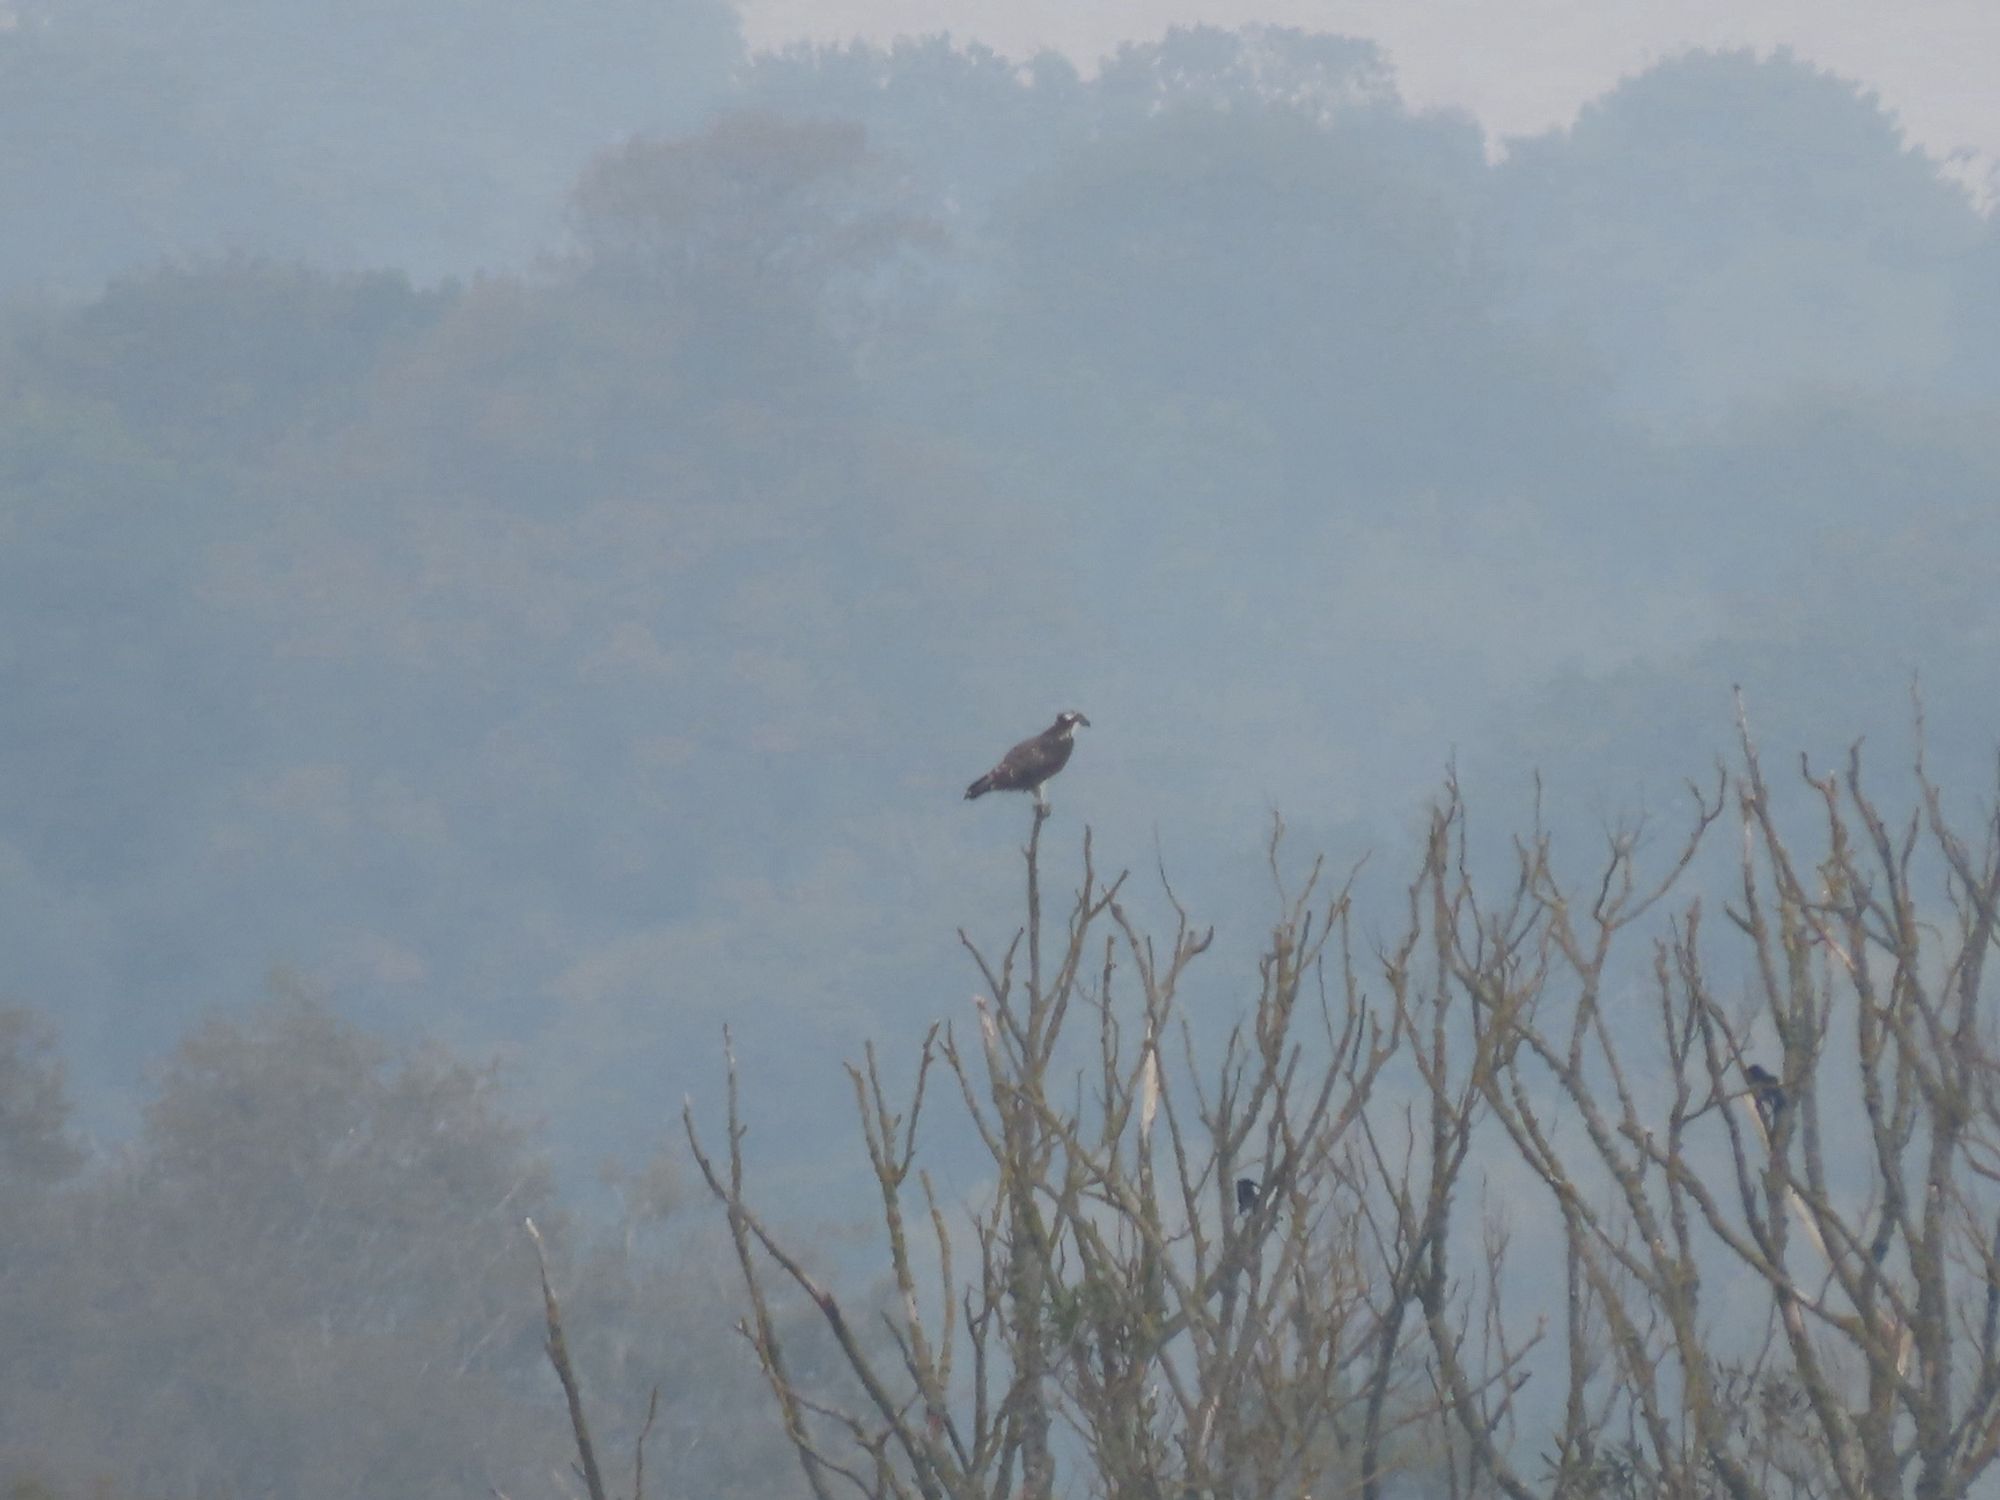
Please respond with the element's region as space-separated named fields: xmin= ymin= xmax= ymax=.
xmin=683 ymin=807 xmax=1456 ymax=1499
xmin=1401 ymin=702 xmax=2000 ymax=1500
xmin=669 ymin=704 xmax=2000 ymax=1500
xmin=523 ymin=1216 xmax=660 ymax=1500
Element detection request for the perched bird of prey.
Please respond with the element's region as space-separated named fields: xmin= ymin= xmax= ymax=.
xmin=1744 ymin=1063 xmax=1786 ymax=1131
xmin=1235 ymin=1177 xmax=1261 ymax=1214
xmin=964 ymin=711 xmax=1090 ymax=805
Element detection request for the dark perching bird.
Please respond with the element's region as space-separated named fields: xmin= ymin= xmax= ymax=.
xmin=964 ymin=711 xmax=1090 ymax=805
xmin=1235 ymin=1177 xmax=1261 ymax=1214
xmin=1744 ymin=1063 xmax=1786 ymax=1131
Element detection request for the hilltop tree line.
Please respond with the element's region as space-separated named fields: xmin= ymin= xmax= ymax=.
xmin=4 ymin=30 xmax=1997 ymax=1140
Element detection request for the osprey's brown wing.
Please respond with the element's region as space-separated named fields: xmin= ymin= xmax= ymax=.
xmin=965 ymin=727 xmax=1074 ymax=799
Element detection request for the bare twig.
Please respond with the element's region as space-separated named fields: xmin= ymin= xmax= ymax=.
xmin=525 ymin=1216 xmax=609 ymax=1500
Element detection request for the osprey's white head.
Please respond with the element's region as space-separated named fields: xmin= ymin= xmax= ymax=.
xmin=1052 ymin=710 xmax=1091 ymax=737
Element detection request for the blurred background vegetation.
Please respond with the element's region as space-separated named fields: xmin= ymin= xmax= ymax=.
xmin=4 ymin=4 xmax=1999 ymax=1493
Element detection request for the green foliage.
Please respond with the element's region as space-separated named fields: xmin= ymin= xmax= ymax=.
xmin=14 ymin=260 xmax=445 ymax=457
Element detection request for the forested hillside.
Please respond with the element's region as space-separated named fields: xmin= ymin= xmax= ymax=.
xmin=3 ymin=9 xmax=1999 ymax=1495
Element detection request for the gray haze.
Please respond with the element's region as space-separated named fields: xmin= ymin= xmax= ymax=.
xmin=3 ymin=5 xmax=2000 ymax=1495
xmin=740 ymin=0 xmax=2000 ymax=203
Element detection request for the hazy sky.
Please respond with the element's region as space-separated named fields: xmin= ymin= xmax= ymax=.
xmin=739 ymin=0 xmax=2000 ymax=192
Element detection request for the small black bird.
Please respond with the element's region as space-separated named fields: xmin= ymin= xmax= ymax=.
xmin=964 ymin=711 xmax=1090 ymax=805
xmin=1744 ymin=1063 xmax=1786 ymax=1131
xmin=1235 ymin=1177 xmax=1260 ymax=1214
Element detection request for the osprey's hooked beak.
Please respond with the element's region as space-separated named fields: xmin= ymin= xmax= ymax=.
xmin=1074 ymin=713 xmax=1092 ymax=728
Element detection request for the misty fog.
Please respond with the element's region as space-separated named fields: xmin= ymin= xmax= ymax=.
xmin=4 ymin=5 xmax=1999 ymax=1495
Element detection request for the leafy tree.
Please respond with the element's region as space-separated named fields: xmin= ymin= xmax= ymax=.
xmin=738 ymin=38 xmax=1089 ymax=228
xmin=1092 ymin=23 xmax=1397 ymax=119
xmin=0 ymin=1007 xmax=80 ymax=1200
xmin=7 ymin=994 xmax=560 ymax=1495
xmin=565 ymin=110 xmax=943 ymax=392
xmin=0 ymin=1002 xmax=84 ymax=1415
xmin=1487 ymin=49 xmax=1985 ymax=422
xmin=983 ymin=77 xmax=1591 ymax=507
xmin=0 ymin=990 xmax=834 ymax=1499
xmin=12 ymin=259 xmax=445 ymax=458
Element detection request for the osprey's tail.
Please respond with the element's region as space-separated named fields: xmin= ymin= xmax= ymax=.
xmin=964 ymin=773 xmax=994 ymax=800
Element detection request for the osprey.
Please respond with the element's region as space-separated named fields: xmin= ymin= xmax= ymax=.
xmin=964 ymin=711 xmax=1090 ymax=805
